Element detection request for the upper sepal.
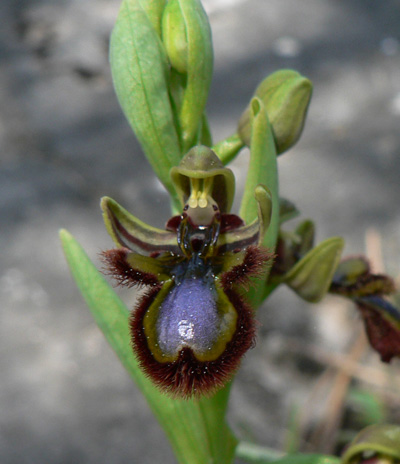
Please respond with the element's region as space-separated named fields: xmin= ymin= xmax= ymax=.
xmin=170 ymin=145 xmax=235 ymax=212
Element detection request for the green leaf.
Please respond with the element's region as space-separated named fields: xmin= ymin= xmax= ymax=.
xmin=60 ymin=229 xmax=237 ymax=464
xmin=110 ymin=0 xmax=182 ymax=208
xmin=284 ymin=237 xmax=344 ymax=303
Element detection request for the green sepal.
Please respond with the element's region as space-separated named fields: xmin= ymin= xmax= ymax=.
xmin=239 ymin=97 xmax=279 ymax=251
xmin=170 ymin=145 xmax=235 ymax=212
xmin=341 ymin=424 xmax=400 ymax=464
xmin=101 ymin=196 xmax=180 ymax=255
xmin=238 ymin=69 xmax=312 ymax=154
xmin=110 ymin=0 xmax=182 ymax=208
xmin=283 ymin=237 xmax=344 ymax=303
xmin=162 ymin=0 xmax=213 ymax=152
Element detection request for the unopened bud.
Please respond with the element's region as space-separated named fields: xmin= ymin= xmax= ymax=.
xmin=238 ymin=70 xmax=312 ymax=154
xmin=162 ymin=0 xmax=188 ymax=74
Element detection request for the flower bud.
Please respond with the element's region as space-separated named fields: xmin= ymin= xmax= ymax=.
xmin=162 ymin=0 xmax=188 ymax=74
xmin=238 ymin=70 xmax=313 ymax=154
xmin=138 ymin=0 xmax=167 ymax=37
xmin=162 ymin=0 xmax=213 ymax=152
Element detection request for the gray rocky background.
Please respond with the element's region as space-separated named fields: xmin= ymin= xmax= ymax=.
xmin=1 ymin=0 xmax=400 ymax=463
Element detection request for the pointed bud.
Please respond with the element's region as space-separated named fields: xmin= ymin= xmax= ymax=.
xmin=162 ymin=0 xmax=188 ymax=74
xmin=162 ymin=0 xmax=213 ymax=151
xmin=137 ymin=0 xmax=167 ymax=37
xmin=238 ymin=70 xmax=312 ymax=154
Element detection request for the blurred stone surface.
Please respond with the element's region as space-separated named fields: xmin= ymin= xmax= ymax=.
xmin=1 ymin=0 xmax=400 ymax=463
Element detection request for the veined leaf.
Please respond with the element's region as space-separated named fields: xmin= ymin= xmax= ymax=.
xmin=110 ymin=0 xmax=182 ymax=208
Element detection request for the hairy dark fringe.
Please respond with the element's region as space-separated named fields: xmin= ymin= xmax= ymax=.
xmin=101 ymin=248 xmax=159 ymax=288
xmin=130 ymin=286 xmax=256 ymax=398
xmin=220 ymin=245 xmax=273 ymax=291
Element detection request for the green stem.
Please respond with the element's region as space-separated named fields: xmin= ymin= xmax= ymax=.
xmin=213 ymin=133 xmax=244 ymax=165
xmin=236 ymin=442 xmax=284 ymax=463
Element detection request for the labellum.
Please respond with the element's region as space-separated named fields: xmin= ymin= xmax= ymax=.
xmin=102 ymin=146 xmax=273 ymax=398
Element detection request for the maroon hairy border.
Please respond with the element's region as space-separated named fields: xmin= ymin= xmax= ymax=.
xmin=330 ymin=273 xmax=395 ymax=298
xmin=101 ymin=248 xmax=159 ymax=288
xmin=129 ymin=285 xmax=256 ymax=398
xmin=220 ymin=245 xmax=273 ymax=290
xmin=357 ymin=301 xmax=400 ymax=363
